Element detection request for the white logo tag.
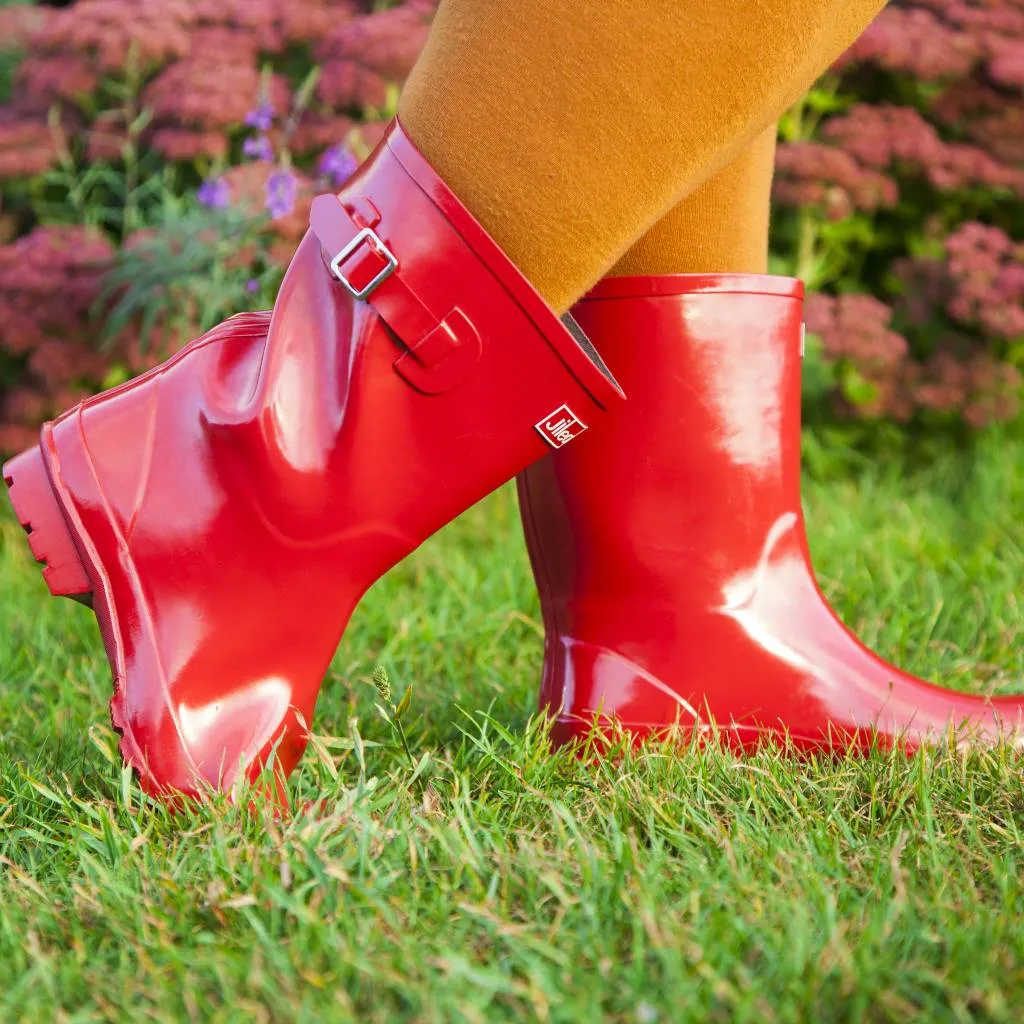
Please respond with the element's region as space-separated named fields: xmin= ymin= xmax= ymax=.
xmin=535 ymin=404 xmax=588 ymax=449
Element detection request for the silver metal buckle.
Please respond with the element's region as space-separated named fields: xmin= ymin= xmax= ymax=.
xmin=329 ymin=226 xmax=398 ymax=300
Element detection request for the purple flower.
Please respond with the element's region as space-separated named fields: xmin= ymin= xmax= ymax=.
xmin=244 ymin=101 xmax=275 ymax=132
xmin=243 ymin=135 xmax=274 ymax=162
xmin=197 ymin=177 xmax=230 ymax=209
xmin=318 ymin=144 xmax=358 ymax=187
xmin=246 ymin=278 xmax=261 ymax=294
xmin=265 ymin=169 xmax=298 ymax=220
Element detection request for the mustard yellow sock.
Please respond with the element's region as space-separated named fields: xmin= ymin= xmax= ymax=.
xmin=610 ymin=126 xmax=777 ymax=278
xmin=399 ymin=0 xmax=884 ymax=312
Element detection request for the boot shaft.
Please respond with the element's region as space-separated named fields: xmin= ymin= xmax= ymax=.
xmin=520 ymin=275 xmax=807 ymax=618
xmin=206 ymin=123 xmax=623 ymax=560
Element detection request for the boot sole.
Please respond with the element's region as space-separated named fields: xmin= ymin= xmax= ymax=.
xmin=4 ymin=446 xmax=92 ymax=601
xmin=3 ymin=438 xmax=150 ymax=783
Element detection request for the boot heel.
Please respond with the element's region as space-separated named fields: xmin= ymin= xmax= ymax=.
xmin=3 ymin=446 xmax=92 ymax=599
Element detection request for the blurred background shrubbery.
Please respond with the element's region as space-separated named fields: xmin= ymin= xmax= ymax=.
xmin=0 ymin=0 xmax=1022 ymax=459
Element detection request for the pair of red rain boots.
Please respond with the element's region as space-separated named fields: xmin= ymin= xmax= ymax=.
xmin=4 ymin=122 xmax=1021 ymax=804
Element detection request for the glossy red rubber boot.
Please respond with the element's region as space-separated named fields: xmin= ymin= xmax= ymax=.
xmin=518 ymin=274 xmax=1024 ymax=753
xmin=2 ymin=120 xmax=623 ymax=801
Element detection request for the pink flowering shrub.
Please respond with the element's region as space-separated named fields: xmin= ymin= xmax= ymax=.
xmin=778 ymin=0 xmax=1024 ymax=430
xmin=0 ymin=0 xmax=423 ymax=176
xmin=2 ymin=0 xmax=1024 ymax=450
xmin=0 ymin=224 xmax=128 ymax=454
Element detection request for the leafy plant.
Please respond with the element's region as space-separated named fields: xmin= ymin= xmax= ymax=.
xmin=97 ymin=196 xmax=279 ymax=355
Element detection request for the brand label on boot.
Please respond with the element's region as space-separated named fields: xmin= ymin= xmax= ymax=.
xmin=536 ymin=405 xmax=588 ymax=448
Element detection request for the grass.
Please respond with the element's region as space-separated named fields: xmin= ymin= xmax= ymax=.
xmin=1 ymin=429 xmax=1023 ymax=1023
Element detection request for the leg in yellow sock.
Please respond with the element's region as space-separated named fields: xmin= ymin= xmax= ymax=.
xmin=610 ymin=126 xmax=777 ymax=278
xmin=399 ymin=1 xmax=884 ymax=311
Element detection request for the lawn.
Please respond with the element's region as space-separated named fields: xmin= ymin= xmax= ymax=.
xmin=1 ymin=430 xmax=1023 ymax=1023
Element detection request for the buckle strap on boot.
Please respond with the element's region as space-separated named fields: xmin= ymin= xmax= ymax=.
xmin=310 ymin=193 xmax=482 ymax=395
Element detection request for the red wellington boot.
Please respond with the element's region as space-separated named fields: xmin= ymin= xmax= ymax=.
xmin=3 ymin=121 xmax=623 ymax=801
xmin=518 ymin=274 xmax=1024 ymax=754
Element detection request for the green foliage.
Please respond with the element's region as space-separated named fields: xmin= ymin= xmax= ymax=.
xmin=19 ymin=53 xmax=175 ymax=242
xmin=98 ymin=198 xmax=280 ymax=352
xmin=0 ymin=50 xmax=23 ymax=106
xmin=32 ymin=120 xmax=166 ymax=242
xmin=0 ymin=0 xmax=34 ymax=104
